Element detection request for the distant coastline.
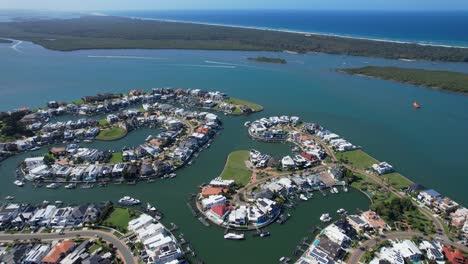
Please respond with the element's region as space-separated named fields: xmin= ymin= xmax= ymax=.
xmin=114 ymin=14 xmax=468 ymax=49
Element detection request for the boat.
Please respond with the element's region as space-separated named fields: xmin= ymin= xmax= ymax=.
xmin=146 ymin=203 xmax=157 ymax=211
xmin=14 ymin=180 xmax=25 ymax=187
xmin=83 ymin=139 xmax=93 ymax=143
xmin=413 ymin=102 xmax=421 ymax=109
xmin=330 ymin=188 xmax=336 ymax=194
xmin=5 ymin=196 xmax=14 ymax=200
xmin=333 ymin=187 xmax=339 ymax=194
xmin=337 ymin=208 xmax=347 ymax=214
xmin=98 ymin=182 xmax=107 ymax=187
xmin=259 ymin=231 xmax=270 ymax=238
xmin=43 ymin=200 xmax=49 ymax=205
xmin=299 ymin=194 xmax=308 ymax=201
xmin=46 ymin=183 xmax=60 ymax=189
xmin=64 ymin=183 xmax=76 ymax=189
xmin=244 ymin=121 xmax=251 ymax=127
xmin=55 ymin=201 xmax=63 ymax=205
xmin=320 ymin=213 xmax=332 ymax=222
xmin=169 ymin=173 xmax=177 ymax=178
xmin=343 ymin=186 xmax=348 ymax=192
xmin=224 ymin=233 xmax=245 ymax=240
xmin=30 ymin=146 xmax=41 ymax=151
xmin=118 ymin=196 xmax=141 ymax=206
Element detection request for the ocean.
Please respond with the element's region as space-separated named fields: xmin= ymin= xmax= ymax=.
xmin=109 ymin=10 xmax=468 ymax=47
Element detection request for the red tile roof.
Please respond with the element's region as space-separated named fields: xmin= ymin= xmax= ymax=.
xmin=201 ymin=187 xmax=227 ymax=198
xmin=300 ymin=152 xmax=318 ymax=161
xmin=42 ymin=241 xmax=75 ymax=264
xmin=211 ymin=204 xmax=230 ymax=217
xmin=443 ymin=246 xmax=467 ymax=264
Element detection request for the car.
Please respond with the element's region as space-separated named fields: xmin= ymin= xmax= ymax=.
xmin=59 ymin=231 xmax=65 ymax=235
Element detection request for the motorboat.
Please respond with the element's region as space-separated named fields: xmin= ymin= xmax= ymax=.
xmin=299 ymin=194 xmax=308 ymax=201
xmin=259 ymin=231 xmax=270 ymax=238
xmin=14 ymin=180 xmax=25 ymax=187
xmin=118 ymin=196 xmax=141 ymax=206
xmin=146 ymin=203 xmax=157 ymax=211
xmin=30 ymin=146 xmax=41 ymax=151
xmin=169 ymin=173 xmax=177 ymax=178
xmin=413 ymin=102 xmax=421 ymax=109
xmin=224 ymin=233 xmax=245 ymax=240
xmin=4 ymin=196 xmax=14 ymax=200
xmin=55 ymin=201 xmax=63 ymax=205
xmin=46 ymin=183 xmax=60 ymax=189
xmin=244 ymin=121 xmax=251 ymax=127
xmin=333 ymin=187 xmax=339 ymax=193
xmin=337 ymin=208 xmax=347 ymax=214
xmin=320 ymin=213 xmax=332 ymax=222
xmin=64 ymin=183 xmax=76 ymax=189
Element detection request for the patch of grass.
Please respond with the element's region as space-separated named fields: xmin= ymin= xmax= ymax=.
xmin=220 ymin=150 xmax=251 ymax=186
xmin=109 ymin=152 xmax=123 ymax=164
xmin=336 ymin=149 xmax=378 ymax=169
xmin=89 ymin=242 xmax=102 ymax=254
xmin=101 ymin=207 xmax=140 ymax=233
xmin=223 ymin=98 xmax=263 ymax=112
xmin=404 ymin=210 xmax=435 ymax=234
xmin=95 ymin=127 xmax=127 ymax=141
xmin=380 ymin=172 xmax=413 ymax=190
xmin=71 ymin=99 xmax=84 ymax=105
xmin=98 ymin=119 xmax=109 ymax=127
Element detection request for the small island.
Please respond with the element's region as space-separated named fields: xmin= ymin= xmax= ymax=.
xmin=248 ymin=57 xmax=287 ymax=64
xmin=340 ymin=66 xmax=468 ymax=94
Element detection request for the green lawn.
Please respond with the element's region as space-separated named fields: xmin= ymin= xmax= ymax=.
xmin=337 ymin=150 xmax=413 ymax=190
xmin=101 ymin=207 xmax=140 ymax=233
xmin=404 ymin=210 xmax=436 ymax=234
xmin=71 ymin=99 xmax=84 ymax=105
xmin=223 ymin=98 xmax=263 ymax=112
xmin=336 ymin=149 xmax=378 ymax=169
xmin=220 ymin=150 xmax=251 ymax=186
xmin=95 ymin=127 xmax=127 ymax=141
xmin=109 ymin=152 xmax=123 ymax=164
xmin=98 ymin=119 xmax=109 ymax=127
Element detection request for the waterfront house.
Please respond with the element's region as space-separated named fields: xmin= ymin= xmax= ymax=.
xmin=347 ymin=215 xmax=369 ymax=232
xmin=201 ymin=195 xmax=226 ymax=210
xmin=200 ymin=187 xmax=227 ymax=198
xmin=210 ymin=204 xmax=231 ymax=219
xmin=50 ymin=207 xmax=74 ymax=227
xmin=277 ymin=178 xmax=296 ymax=192
xmin=316 ymin=237 xmax=346 ymax=261
xmin=247 ymin=206 xmax=268 ymax=224
xmin=370 ymin=247 xmax=405 ymax=264
xmin=281 ymin=156 xmax=296 ymax=170
xmin=228 ymin=206 xmax=247 ymax=226
xmin=254 ymin=189 xmax=274 ymax=200
xmin=128 ymin=214 xmax=154 ymax=232
xmin=209 ymin=177 xmax=234 ymax=187
xmin=70 ymin=166 xmax=86 ymax=181
xmin=371 ymin=162 xmax=394 ymax=175
xmin=140 ymin=162 xmax=155 ymax=177
xmin=0 ymin=204 xmax=21 ymax=230
xmin=323 ymin=224 xmax=351 ymax=247
xmin=450 ymin=207 xmax=468 ymax=229
xmin=111 ymin=163 xmax=126 ymax=178
xmin=30 ymin=205 xmax=57 ymax=226
xmin=255 ymin=198 xmax=278 ymax=216
xmin=418 ymin=189 xmax=442 ymax=206
xmin=152 ymin=161 xmax=173 ymax=176
xmin=302 ymin=246 xmax=331 ymax=264
xmin=264 ymin=182 xmax=286 ymax=196
xmin=433 ymin=197 xmax=459 ymax=214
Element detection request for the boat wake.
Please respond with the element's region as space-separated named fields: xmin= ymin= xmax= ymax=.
xmin=11 ymin=40 xmax=24 ymax=53
xmin=169 ymin=63 xmax=236 ymax=69
xmin=205 ymin=60 xmax=257 ymax=68
xmin=88 ymin=55 xmax=168 ymax=60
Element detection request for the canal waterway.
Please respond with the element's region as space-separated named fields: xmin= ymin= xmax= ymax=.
xmin=1 ymin=40 xmax=468 ymax=263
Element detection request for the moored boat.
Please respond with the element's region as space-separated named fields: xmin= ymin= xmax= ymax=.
xmin=14 ymin=180 xmax=25 ymax=187
xmin=118 ymin=196 xmax=141 ymax=206
xmin=413 ymin=102 xmax=421 ymax=109
xmin=320 ymin=213 xmax=332 ymax=222
xmin=224 ymin=233 xmax=245 ymax=240
xmin=5 ymin=196 xmax=14 ymax=200
xmin=259 ymin=231 xmax=270 ymax=238
xmin=299 ymin=194 xmax=308 ymax=201
xmin=64 ymin=183 xmax=76 ymax=189
xmin=337 ymin=208 xmax=347 ymax=214
xmin=46 ymin=183 xmax=60 ymax=189
xmin=333 ymin=187 xmax=339 ymax=193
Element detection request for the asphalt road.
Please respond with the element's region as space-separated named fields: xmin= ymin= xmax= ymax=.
xmin=0 ymin=229 xmax=137 ymax=264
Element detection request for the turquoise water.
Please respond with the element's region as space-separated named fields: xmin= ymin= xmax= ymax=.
xmin=0 ymin=40 xmax=467 ymax=262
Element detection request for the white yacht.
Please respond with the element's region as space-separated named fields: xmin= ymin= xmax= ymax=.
xmin=14 ymin=180 xmax=25 ymax=187
xmin=337 ymin=208 xmax=347 ymax=214
xmin=224 ymin=233 xmax=245 ymax=240
xmin=320 ymin=213 xmax=332 ymax=222
xmin=146 ymin=203 xmax=156 ymax=211
xmin=118 ymin=196 xmax=141 ymax=206
xmin=299 ymin=194 xmax=308 ymax=201
xmin=4 ymin=196 xmax=14 ymax=200
xmin=333 ymin=187 xmax=339 ymax=193
xmin=46 ymin=183 xmax=60 ymax=189
xmin=64 ymin=183 xmax=76 ymax=189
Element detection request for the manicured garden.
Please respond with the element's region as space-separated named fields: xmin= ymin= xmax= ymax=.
xmin=95 ymin=127 xmax=127 ymax=141
xmin=220 ymin=150 xmax=252 ymax=186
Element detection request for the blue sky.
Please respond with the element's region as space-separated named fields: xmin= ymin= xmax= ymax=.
xmin=1 ymin=0 xmax=468 ymax=11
